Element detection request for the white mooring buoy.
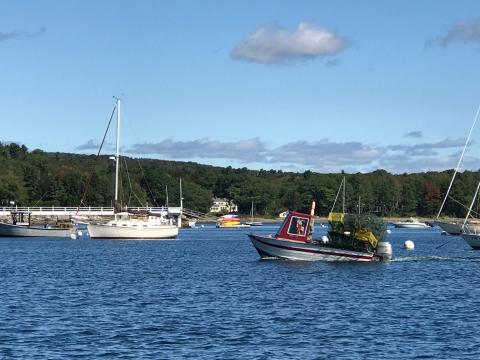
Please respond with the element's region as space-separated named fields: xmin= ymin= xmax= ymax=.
xmin=404 ymin=240 xmax=415 ymax=250
xmin=70 ymin=233 xmax=77 ymax=240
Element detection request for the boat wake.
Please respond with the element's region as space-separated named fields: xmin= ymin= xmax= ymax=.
xmin=392 ymin=255 xmax=480 ymax=262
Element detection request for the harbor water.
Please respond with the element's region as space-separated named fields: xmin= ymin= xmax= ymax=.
xmin=1 ymin=225 xmax=480 ymax=359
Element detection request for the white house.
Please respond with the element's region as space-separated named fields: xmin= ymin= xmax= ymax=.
xmin=210 ymin=198 xmax=238 ymax=213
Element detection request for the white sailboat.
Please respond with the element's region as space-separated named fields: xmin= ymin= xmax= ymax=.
xmin=460 ymin=181 xmax=480 ymax=249
xmin=245 ymin=201 xmax=263 ymax=226
xmin=87 ymin=98 xmax=179 ymax=240
xmin=436 ymin=105 xmax=480 ymax=235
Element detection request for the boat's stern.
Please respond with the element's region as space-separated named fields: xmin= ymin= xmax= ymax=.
xmin=375 ymin=241 xmax=393 ymax=261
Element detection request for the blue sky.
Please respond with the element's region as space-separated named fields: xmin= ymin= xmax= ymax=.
xmin=1 ymin=0 xmax=480 ymax=173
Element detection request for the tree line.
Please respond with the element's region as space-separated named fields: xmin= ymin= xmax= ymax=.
xmin=1 ymin=142 xmax=478 ymax=218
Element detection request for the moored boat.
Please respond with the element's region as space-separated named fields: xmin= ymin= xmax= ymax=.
xmin=0 ymin=211 xmax=73 ymax=238
xmin=393 ymin=218 xmax=430 ymax=228
xmin=458 ymin=179 xmax=480 ymax=249
xmin=460 ymin=233 xmax=480 ymax=249
xmin=84 ymin=98 xmax=179 ymax=240
xmin=88 ymin=212 xmax=178 ymax=240
xmin=216 ymin=214 xmax=250 ymax=228
xmin=245 ymin=201 xmax=263 ymax=226
xmin=248 ymin=202 xmax=392 ymax=262
xmin=436 ymin=220 xmax=463 ymax=235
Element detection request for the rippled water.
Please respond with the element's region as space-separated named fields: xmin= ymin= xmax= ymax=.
xmin=1 ymin=225 xmax=480 ymax=359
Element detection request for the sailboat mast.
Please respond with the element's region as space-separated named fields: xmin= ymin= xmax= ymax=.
xmin=179 ymin=178 xmax=183 ymax=209
xmin=463 ymin=180 xmax=480 ymax=229
xmin=437 ymin=104 xmax=480 ymax=219
xmin=114 ymin=97 xmax=121 ymax=202
xmin=165 ymin=185 xmax=169 ymax=207
xmin=251 ymin=200 xmax=254 ymax=222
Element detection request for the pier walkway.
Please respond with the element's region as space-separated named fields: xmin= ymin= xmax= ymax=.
xmin=0 ymin=206 xmax=182 ymax=217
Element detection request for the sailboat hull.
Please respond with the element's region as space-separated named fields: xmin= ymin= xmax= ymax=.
xmin=436 ymin=221 xmax=463 ymax=235
xmin=461 ymin=234 xmax=480 ymax=249
xmin=87 ymin=223 xmax=178 ymax=239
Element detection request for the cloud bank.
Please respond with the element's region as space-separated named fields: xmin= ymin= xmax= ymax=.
xmin=113 ymin=136 xmax=471 ymax=174
xmin=128 ymin=137 xmax=267 ymax=163
xmin=231 ymin=22 xmax=348 ymax=64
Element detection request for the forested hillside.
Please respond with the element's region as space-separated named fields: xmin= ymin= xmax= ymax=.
xmin=0 ymin=142 xmax=478 ymax=217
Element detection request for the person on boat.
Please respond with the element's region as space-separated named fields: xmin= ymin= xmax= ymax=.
xmin=296 ymin=219 xmax=305 ymax=235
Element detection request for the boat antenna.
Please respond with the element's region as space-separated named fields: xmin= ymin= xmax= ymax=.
xmin=309 ymin=201 xmax=316 ymax=241
xmin=437 ymin=104 xmax=480 ymax=219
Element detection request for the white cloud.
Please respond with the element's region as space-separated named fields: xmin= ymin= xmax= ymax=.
xmin=231 ymin=22 xmax=348 ymax=64
xmin=75 ymin=139 xmax=101 ymax=150
xmin=0 ymin=27 xmax=46 ymax=43
xmin=404 ymin=131 xmax=422 ymax=138
xmin=388 ymin=137 xmax=468 ymax=156
xmin=266 ymin=139 xmax=384 ymax=170
xmin=127 ymin=137 xmax=267 ymax=162
xmin=434 ymin=18 xmax=480 ymax=47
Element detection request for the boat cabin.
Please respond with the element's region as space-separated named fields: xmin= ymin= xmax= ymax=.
xmin=10 ymin=211 xmax=31 ymax=226
xmin=276 ymin=211 xmax=313 ymax=242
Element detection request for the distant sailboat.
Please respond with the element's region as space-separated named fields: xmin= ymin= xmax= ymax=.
xmin=87 ymin=98 xmax=179 ymax=240
xmin=460 ymin=180 xmax=480 ymax=249
xmin=245 ymin=201 xmax=263 ymax=226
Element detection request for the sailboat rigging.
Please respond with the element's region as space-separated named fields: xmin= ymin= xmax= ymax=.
xmin=436 ymin=105 xmax=480 ymax=235
xmin=245 ymin=201 xmax=263 ymax=226
xmin=87 ymin=98 xmax=179 ymax=240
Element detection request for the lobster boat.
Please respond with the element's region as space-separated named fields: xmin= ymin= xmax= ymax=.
xmin=248 ymin=202 xmax=392 ymax=262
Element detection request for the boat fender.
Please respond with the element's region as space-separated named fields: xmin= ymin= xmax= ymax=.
xmin=321 ymin=235 xmax=329 ymax=243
